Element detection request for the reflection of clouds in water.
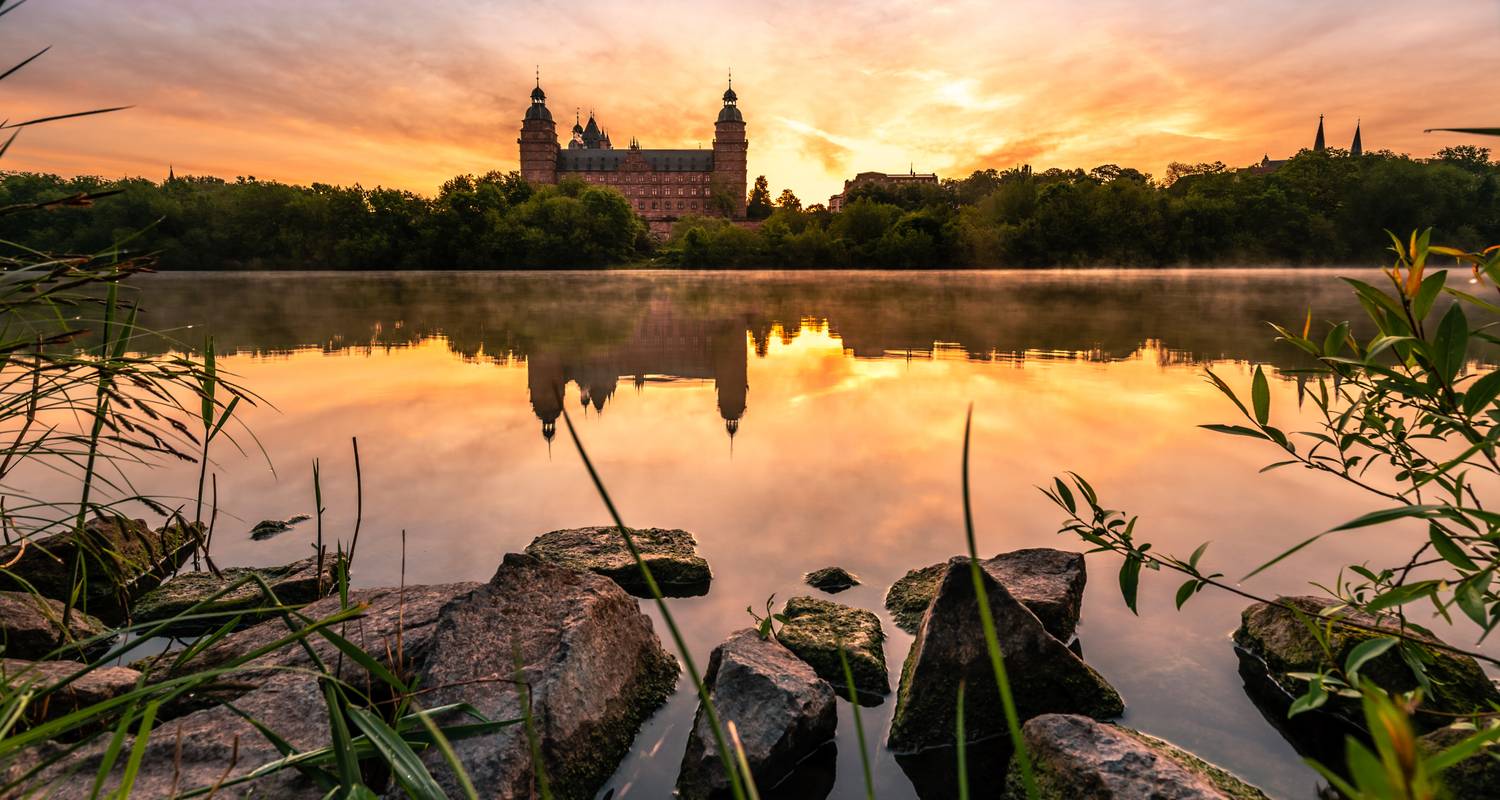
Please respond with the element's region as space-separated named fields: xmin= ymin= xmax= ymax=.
xmin=26 ymin=270 xmax=1499 ymax=799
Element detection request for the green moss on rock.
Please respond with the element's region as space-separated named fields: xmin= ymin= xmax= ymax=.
xmin=1234 ymin=596 xmax=1500 ymax=726
xmin=524 ymin=526 xmax=711 ymax=597
xmin=776 ymin=596 xmax=889 ymax=704
xmin=131 ymin=553 xmax=340 ymax=635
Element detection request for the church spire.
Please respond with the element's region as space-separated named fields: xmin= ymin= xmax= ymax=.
xmin=1314 ymin=114 xmax=1326 ymax=152
xmin=1351 ymin=119 xmax=1363 ymax=157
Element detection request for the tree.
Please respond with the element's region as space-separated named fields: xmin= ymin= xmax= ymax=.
xmin=775 ymin=188 xmax=802 ymax=212
xmin=1434 ymin=145 xmax=1493 ymax=175
xmin=745 ymin=175 xmax=772 ymax=219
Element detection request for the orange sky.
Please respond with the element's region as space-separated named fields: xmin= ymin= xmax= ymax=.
xmin=2 ymin=0 xmax=1498 ymax=202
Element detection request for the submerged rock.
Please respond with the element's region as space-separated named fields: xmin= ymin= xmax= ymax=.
xmin=885 ymin=548 xmax=1086 ymax=638
xmin=0 ymin=591 xmax=109 ymax=660
xmin=1007 ymin=714 xmax=1268 ymax=799
xmin=804 ymin=566 xmax=860 ymax=594
xmin=0 ymin=518 xmax=201 ymax=623
xmin=776 ymin=596 xmax=889 ymax=704
xmin=677 ymin=628 xmax=836 ymax=799
xmin=417 ymin=553 xmax=679 ymax=800
xmin=248 ymin=514 xmax=311 ymax=541
xmin=1 ymin=658 xmax=141 ymax=727
xmin=1234 ymin=596 xmax=1500 ymax=725
xmin=130 ymin=552 xmax=341 ymax=635
xmin=888 ymin=558 xmax=1122 ymax=753
xmin=1420 ymin=725 xmax=1500 ymax=798
xmin=524 ymin=525 xmax=711 ymax=597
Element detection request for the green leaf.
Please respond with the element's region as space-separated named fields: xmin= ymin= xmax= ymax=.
xmin=1328 ymin=505 xmax=1447 ymax=533
xmin=1322 ymin=321 xmax=1351 ymax=357
xmin=1119 ymin=556 xmax=1142 ymax=615
xmin=116 ymin=700 xmax=161 ymax=799
xmin=1288 ymin=675 xmax=1328 ymax=717
xmin=1343 ymin=637 xmax=1397 ymax=682
xmin=345 ymin=706 xmax=449 ymax=800
xmin=1053 ymin=478 xmax=1075 ymax=514
xmin=1413 ymin=270 xmax=1448 ymax=321
xmin=1462 ymin=369 xmax=1500 ymax=416
xmin=1174 ymin=579 xmax=1198 ymax=610
xmin=1199 ymin=424 xmax=1268 ymax=440
xmin=1428 ymin=525 xmax=1479 ymax=571
xmin=1251 ymin=366 xmax=1270 ymax=425
xmin=1433 ymin=301 xmax=1469 ymax=382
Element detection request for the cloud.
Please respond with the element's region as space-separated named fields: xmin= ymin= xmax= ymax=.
xmin=0 ymin=0 xmax=1496 ymax=200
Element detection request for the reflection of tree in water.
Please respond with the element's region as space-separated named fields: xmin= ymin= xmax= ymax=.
xmin=120 ymin=270 xmax=1391 ymax=435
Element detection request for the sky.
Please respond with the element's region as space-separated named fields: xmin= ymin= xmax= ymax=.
xmin=1 ymin=0 xmax=1498 ymax=203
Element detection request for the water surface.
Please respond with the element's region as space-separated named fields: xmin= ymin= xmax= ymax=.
xmin=45 ymin=269 xmax=1500 ymax=799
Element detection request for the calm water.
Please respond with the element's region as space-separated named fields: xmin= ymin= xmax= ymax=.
xmin=33 ymin=269 xmax=1500 ymax=798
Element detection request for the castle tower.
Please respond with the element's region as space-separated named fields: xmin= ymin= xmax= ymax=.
xmin=1351 ymin=120 xmax=1363 ymax=157
xmin=1313 ymin=114 xmax=1326 ymax=153
xmin=518 ymin=74 xmax=559 ymax=184
xmin=712 ymin=75 xmax=748 ymax=218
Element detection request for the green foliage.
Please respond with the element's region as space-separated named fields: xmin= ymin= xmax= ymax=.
xmin=746 ymin=594 xmax=789 ymax=641
xmin=745 ymin=175 xmax=773 ymax=220
xmin=1044 ymin=231 xmax=1500 ymax=797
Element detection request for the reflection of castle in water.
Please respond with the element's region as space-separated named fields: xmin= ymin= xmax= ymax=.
xmin=526 ymin=299 xmax=749 ymax=441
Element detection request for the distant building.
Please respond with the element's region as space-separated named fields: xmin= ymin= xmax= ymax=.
xmin=828 ymin=169 xmax=939 ymax=212
xmin=518 ymin=75 xmax=748 ymax=222
xmin=1246 ymin=115 xmax=1363 ymax=174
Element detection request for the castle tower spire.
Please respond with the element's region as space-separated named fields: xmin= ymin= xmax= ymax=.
xmin=519 ymin=72 xmax=558 ymax=184
xmin=713 ymin=70 xmax=748 ymax=218
xmin=1351 ymin=119 xmax=1363 ymax=157
xmin=1314 ymin=114 xmax=1326 ymax=152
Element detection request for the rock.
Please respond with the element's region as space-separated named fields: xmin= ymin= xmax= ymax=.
xmin=0 ymin=591 xmax=109 ymax=660
xmin=416 ymin=553 xmax=678 ymax=800
xmin=16 ymin=581 xmax=482 ymax=797
xmin=1006 ymin=714 xmax=1269 ymax=799
xmin=0 ymin=517 xmax=202 ymax=623
xmin=803 ymin=566 xmax=860 ymax=594
xmin=776 ymin=596 xmax=889 ymax=705
xmin=524 ymin=526 xmax=711 ymax=597
xmin=1234 ymin=596 xmax=1500 ymax=726
xmin=1 ymin=658 xmax=142 ymax=727
xmin=1421 ymin=725 xmax=1500 ymax=798
xmin=130 ymin=552 xmax=342 ymax=636
xmin=888 ymin=558 xmax=1123 ymax=753
xmin=249 ymin=513 xmax=311 ymax=540
xmin=677 ymin=629 xmax=836 ymax=799
xmin=885 ymin=548 xmax=1086 ymax=638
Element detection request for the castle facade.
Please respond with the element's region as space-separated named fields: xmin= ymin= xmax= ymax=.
xmin=518 ymin=78 xmax=748 ymax=221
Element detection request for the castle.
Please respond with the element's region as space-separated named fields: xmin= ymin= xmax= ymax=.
xmin=518 ymin=75 xmax=748 ymax=222
xmin=1249 ymin=115 xmax=1363 ymax=174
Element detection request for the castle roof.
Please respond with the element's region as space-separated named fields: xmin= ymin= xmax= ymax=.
xmin=558 ymin=149 xmax=714 ymax=172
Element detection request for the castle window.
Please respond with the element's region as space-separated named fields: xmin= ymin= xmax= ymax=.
xmin=652 ymin=201 xmax=658 ymax=210
xmin=678 ymin=201 xmax=685 ymax=210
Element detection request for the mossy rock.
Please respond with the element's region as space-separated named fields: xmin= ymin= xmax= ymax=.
xmin=1420 ymin=725 xmax=1500 ymax=798
xmin=524 ymin=526 xmax=711 ymax=597
xmin=0 ymin=592 xmax=109 ymax=660
xmin=803 ymin=566 xmax=859 ymax=594
xmin=1005 ymin=714 xmax=1268 ymax=799
xmin=0 ymin=518 xmax=201 ymax=623
xmin=885 ymin=548 xmax=1085 ymax=638
xmin=776 ymin=596 xmax=889 ymax=705
xmin=1234 ymin=596 xmax=1500 ymax=728
xmin=131 ymin=553 xmax=340 ymax=636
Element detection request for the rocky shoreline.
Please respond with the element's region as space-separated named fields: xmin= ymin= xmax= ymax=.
xmin=3 ymin=521 xmax=1497 ymax=798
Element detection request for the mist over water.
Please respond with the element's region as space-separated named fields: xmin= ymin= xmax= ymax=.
xmin=28 ymin=268 xmax=1497 ymax=799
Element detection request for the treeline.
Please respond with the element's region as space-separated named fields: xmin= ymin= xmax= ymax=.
xmin=668 ymin=146 xmax=1500 ymax=267
xmin=0 ymin=171 xmax=648 ymax=268
xmin=0 ymin=145 xmax=1495 ymax=268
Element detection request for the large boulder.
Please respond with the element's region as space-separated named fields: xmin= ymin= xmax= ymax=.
xmin=2 ymin=658 xmax=141 ymax=727
xmin=1006 ymin=714 xmax=1269 ymax=799
xmin=1234 ymin=596 xmax=1500 ymax=726
xmin=1420 ymin=725 xmax=1500 ymax=798
xmin=776 ymin=596 xmax=889 ymax=704
xmin=888 ymin=558 xmax=1122 ymax=753
xmin=524 ymin=525 xmax=711 ymax=597
xmin=14 ymin=582 xmax=481 ymax=798
xmin=885 ymin=548 xmax=1085 ymax=638
xmin=0 ymin=518 xmax=201 ymax=623
xmin=0 ymin=591 xmax=108 ymax=660
xmin=677 ymin=629 xmax=836 ymax=799
xmin=416 ymin=553 xmax=679 ymax=800
xmin=130 ymin=552 xmax=341 ymax=635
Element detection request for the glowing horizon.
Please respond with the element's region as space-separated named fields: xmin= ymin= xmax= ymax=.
xmin=2 ymin=0 xmax=1497 ymax=203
